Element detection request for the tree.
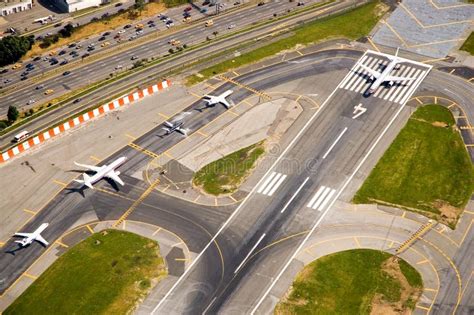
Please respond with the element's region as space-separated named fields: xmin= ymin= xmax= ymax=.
xmin=0 ymin=120 xmax=8 ymax=130
xmin=168 ymin=48 xmax=174 ymax=54
xmin=134 ymin=0 xmax=145 ymax=14
xmin=0 ymin=35 xmax=35 ymax=67
xmin=7 ymin=105 xmax=19 ymax=122
xmin=212 ymin=31 xmax=219 ymax=37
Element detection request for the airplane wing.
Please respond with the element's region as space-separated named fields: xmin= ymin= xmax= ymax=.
xmin=74 ymin=162 xmax=103 ymax=172
xmin=35 ymin=235 xmax=49 ymax=246
xmin=14 ymin=232 xmax=32 ymax=238
xmin=164 ymin=121 xmax=173 ymax=127
xmin=384 ymin=75 xmax=417 ymax=82
xmin=177 ymin=128 xmax=188 ymax=136
xmin=105 ymin=171 xmax=125 ymax=186
xmin=221 ymin=99 xmax=231 ymax=108
xmin=359 ymin=64 xmax=380 ymax=79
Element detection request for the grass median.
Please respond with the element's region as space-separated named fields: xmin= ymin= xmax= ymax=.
xmin=186 ymin=0 xmax=388 ymax=85
xmin=275 ymin=249 xmax=423 ymax=314
xmin=193 ymin=141 xmax=265 ymax=195
xmin=353 ymin=105 xmax=474 ymax=228
xmin=5 ymin=230 xmax=167 ymax=315
xmin=460 ymin=32 xmax=474 ymax=55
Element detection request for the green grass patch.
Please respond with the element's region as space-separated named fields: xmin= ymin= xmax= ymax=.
xmin=193 ymin=141 xmax=265 ymax=195
xmin=187 ymin=0 xmax=387 ymax=84
xmin=460 ymin=32 xmax=474 ymax=55
xmin=353 ymin=104 xmax=474 ymax=228
xmin=274 ymin=249 xmax=423 ymax=314
xmin=5 ymin=230 xmax=167 ymax=315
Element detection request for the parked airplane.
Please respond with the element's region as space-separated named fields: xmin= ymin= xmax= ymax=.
xmin=162 ymin=120 xmax=188 ymax=136
xmin=14 ymin=223 xmax=49 ymax=247
xmin=34 ymin=15 xmax=53 ymax=25
xmin=202 ymin=90 xmax=233 ymax=108
xmin=359 ymin=48 xmax=416 ymax=95
xmin=73 ymin=156 xmax=127 ymax=189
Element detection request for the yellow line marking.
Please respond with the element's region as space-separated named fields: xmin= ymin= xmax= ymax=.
xmin=401 ymin=211 xmax=406 ymax=218
xmin=425 ymin=288 xmax=438 ymax=292
xmin=196 ymin=130 xmax=208 ymax=137
xmin=295 ymin=50 xmax=303 ymax=56
xmin=388 ymin=240 xmax=394 ymax=248
xmin=415 ymin=97 xmax=423 ymax=105
xmin=367 ymin=37 xmax=380 ymax=52
xmin=400 ymin=2 xmax=472 ymax=28
xmin=86 ymin=225 xmax=94 ymax=234
xmin=416 ymin=304 xmax=430 ymax=311
xmin=125 ymin=133 xmax=136 ymax=140
xmin=458 ymin=220 xmax=473 ymax=245
xmin=128 ymin=142 xmax=160 ymax=159
xmin=152 ymin=228 xmax=162 ymax=236
xmin=189 ymin=91 xmax=202 ymax=99
xmin=229 ymin=195 xmax=237 ymax=202
xmin=23 ymin=209 xmax=37 ymax=215
xmin=53 ymin=180 xmax=67 ymax=186
xmin=434 ymin=96 xmax=438 ymax=104
xmin=204 ymin=82 xmax=215 ymax=89
xmin=164 ymin=151 xmax=173 ymax=158
xmin=243 ymin=100 xmax=253 ymax=106
xmin=214 ymin=198 xmax=218 ymax=206
xmin=194 ymin=195 xmax=201 ymax=203
xmin=90 ymin=155 xmax=101 ymax=162
xmin=175 ymin=258 xmax=189 ymax=262
xmin=23 ymin=273 xmax=38 ymax=280
xmin=158 ymin=112 xmax=170 ymax=120
xmin=383 ymin=21 xmax=408 ymax=47
xmin=464 ymin=210 xmax=474 ymax=214
xmin=227 ymin=109 xmax=239 ymax=116
xmin=55 ymin=240 xmax=69 ymax=248
xmin=232 ymin=70 xmax=239 ymax=76
xmin=429 ymin=0 xmax=471 ymax=9
xmin=449 ymin=69 xmax=456 ymax=74
xmin=172 ymin=241 xmax=184 ymax=247
xmin=122 ymin=220 xmax=126 ymax=230
xmin=422 ymin=57 xmax=450 ymax=64
xmin=417 ymin=259 xmax=429 ymax=265
xmin=354 ymin=237 xmax=361 ymax=248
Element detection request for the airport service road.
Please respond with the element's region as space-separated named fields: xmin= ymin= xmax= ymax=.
xmin=0 ymin=47 xmax=360 ymax=296
xmin=0 ymin=0 xmax=332 ymax=113
xmin=154 ymin=51 xmax=433 ymax=314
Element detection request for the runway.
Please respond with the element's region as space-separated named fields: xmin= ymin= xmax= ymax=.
xmin=0 ymin=47 xmax=473 ymax=315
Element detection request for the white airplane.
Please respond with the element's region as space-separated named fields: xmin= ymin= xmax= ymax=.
xmin=359 ymin=48 xmax=416 ymax=95
xmin=73 ymin=156 xmax=127 ymax=189
xmin=34 ymin=15 xmax=52 ymax=25
xmin=14 ymin=223 xmax=49 ymax=247
xmin=202 ymin=90 xmax=233 ymax=108
xmin=162 ymin=120 xmax=188 ymax=136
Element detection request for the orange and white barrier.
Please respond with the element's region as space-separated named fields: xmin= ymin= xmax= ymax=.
xmin=0 ymin=80 xmax=171 ymax=164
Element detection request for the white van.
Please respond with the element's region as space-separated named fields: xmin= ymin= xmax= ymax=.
xmin=13 ymin=130 xmax=30 ymax=143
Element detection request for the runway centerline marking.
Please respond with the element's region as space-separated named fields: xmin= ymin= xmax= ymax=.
xmin=281 ymin=177 xmax=309 ymax=213
xmin=234 ymin=233 xmax=266 ymax=274
xmin=322 ymin=127 xmax=347 ymax=159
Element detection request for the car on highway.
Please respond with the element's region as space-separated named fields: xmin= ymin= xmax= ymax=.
xmin=21 ymin=71 xmax=28 ymax=77
xmin=115 ymin=64 xmax=123 ymax=70
xmin=98 ymin=36 xmax=106 ymax=41
xmin=135 ymin=23 xmax=144 ymax=29
xmin=0 ymin=68 xmax=8 ymax=74
xmin=58 ymin=50 xmax=66 ymax=55
xmin=136 ymin=30 xmax=144 ymax=35
xmin=50 ymin=58 xmax=59 ymax=65
xmin=12 ymin=63 xmax=22 ymax=70
xmin=115 ymin=2 xmax=122 ymax=6
xmin=42 ymin=56 xmax=49 ymax=61
xmin=35 ymin=84 xmax=44 ymax=90
xmin=27 ymin=99 xmax=36 ymax=105
xmin=131 ymin=55 xmax=138 ymax=60
xmin=69 ymin=43 xmax=77 ymax=48
xmin=49 ymin=50 xmax=57 ymax=56
xmin=114 ymin=34 xmax=121 ymax=39
xmin=159 ymin=14 xmax=168 ymax=20
xmin=149 ymin=23 xmax=156 ymax=27
xmin=44 ymin=89 xmax=54 ymax=95
xmin=200 ymin=8 xmax=207 ymax=13
xmin=228 ymin=24 xmax=236 ymax=29
xmin=60 ymin=60 xmax=68 ymax=65
xmin=184 ymin=6 xmax=192 ymax=11
xmin=118 ymin=29 xmax=126 ymax=34
xmin=82 ymin=53 xmax=90 ymax=58
xmin=63 ymin=71 xmax=71 ymax=76
xmin=26 ymin=63 xmax=34 ymax=68
xmin=21 ymin=76 xmax=28 ymax=81
xmin=102 ymin=31 xmax=111 ymax=36
xmin=33 ymin=56 xmax=41 ymax=61
xmin=73 ymin=98 xmax=81 ymax=104
xmin=124 ymin=24 xmax=132 ymax=29
xmin=147 ymin=20 xmax=154 ymax=24
xmin=101 ymin=41 xmax=110 ymax=47
xmin=3 ymin=79 xmax=12 ymax=84
xmin=129 ymin=35 xmax=137 ymax=40
xmin=88 ymin=46 xmax=96 ymax=51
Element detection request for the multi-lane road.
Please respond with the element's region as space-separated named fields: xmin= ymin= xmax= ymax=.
xmin=0 ymin=0 xmax=340 ymax=113
xmin=1 ymin=46 xmax=472 ymax=314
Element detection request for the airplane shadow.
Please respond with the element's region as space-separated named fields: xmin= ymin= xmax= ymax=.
xmin=5 ymin=240 xmax=47 ymax=255
xmin=65 ymin=186 xmax=86 ymax=198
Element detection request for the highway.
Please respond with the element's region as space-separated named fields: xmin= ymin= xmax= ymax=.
xmin=0 ymin=0 xmax=336 ymax=113
xmin=0 ymin=47 xmax=472 ymax=315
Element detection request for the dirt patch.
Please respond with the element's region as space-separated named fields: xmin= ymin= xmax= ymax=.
xmin=374 ymin=2 xmax=390 ymax=18
xmin=433 ymin=200 xmax=460 ymax=225
xmin=431 ymin=121 xmax=448 ymax=128
xmin=370 ymin=257 xmax=421 ymax=315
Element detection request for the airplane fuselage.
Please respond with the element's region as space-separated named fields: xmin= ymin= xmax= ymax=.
xmin=17 ymin=223 xmax=49 ymax=246
xmin=368 ymin=59 xmax=399 ymax=94
xmin=89 ymin=157 xmax=127 ymax=184
xmin=166 ymin=121 xmax=184 ymax=133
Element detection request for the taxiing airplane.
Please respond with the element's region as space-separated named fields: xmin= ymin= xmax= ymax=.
xmin=162 ymin=120 xmax=188 ymax=136
xmin=359 ymin=48 xmax=416 ymax=95
xmin=73 ymin=156 xmax=127 ymax=189
xmin=202 ymin=90 xmax=233 ymax=108
xmin=14 ymin=223 xmax=49 ymax=247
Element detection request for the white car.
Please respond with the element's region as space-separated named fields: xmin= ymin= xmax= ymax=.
xmin=27 ymin=99 xmax=36 ymax=105
xmin=115 ymin=65 xmax=123 ymax=70
xmin=166 ymin=23 xmax=174 ymax=28
xmin=118 ymin=29 xmax=126 ymax=34
xmin=136 ymin=30 xmax=144 ymax=35
xmin=228 ymin=24 xmax=236 ymax=29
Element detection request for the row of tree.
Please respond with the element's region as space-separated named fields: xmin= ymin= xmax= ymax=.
xmin=0 ymin=36 xmax=35 ymax=67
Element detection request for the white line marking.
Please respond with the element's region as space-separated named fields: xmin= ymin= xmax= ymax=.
xmin=257 ymin=172 xmax=276 ymax=193
xmin=234 ymin=233 xmax=266 ymax=274
xmin=317 ymin=188 xmax=336 ymax=211
xmin=322 ymin=127 xmax=348 ymax=159
xmin=202 ymin=297 xmax=217 ymax=315
xmin=250 ymin=61 xmax=432 ymax=315
xmin=311 ymin=187 xmax=330 ymax=210
xmin=307 ymin=186 xmax=325 ymax=209
xmin=281 ymin=177 xmax=309 ymax=213
xmin=268 ymin=174 xmax=287 ymax=196
xmin=262 ymin=173 xmax=282 ymax=195
xmin=150 ymin=50 xmax=366 ymax=314
xmin=400 ymin=70 xmax=429 ymax=105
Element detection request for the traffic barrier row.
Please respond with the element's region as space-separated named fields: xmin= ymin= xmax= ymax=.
xmin=0 ymin=80 xmax=171 ymax=164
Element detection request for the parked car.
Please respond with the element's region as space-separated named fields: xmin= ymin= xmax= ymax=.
xmin=63 ymin=71 xmax=71 ymax=76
